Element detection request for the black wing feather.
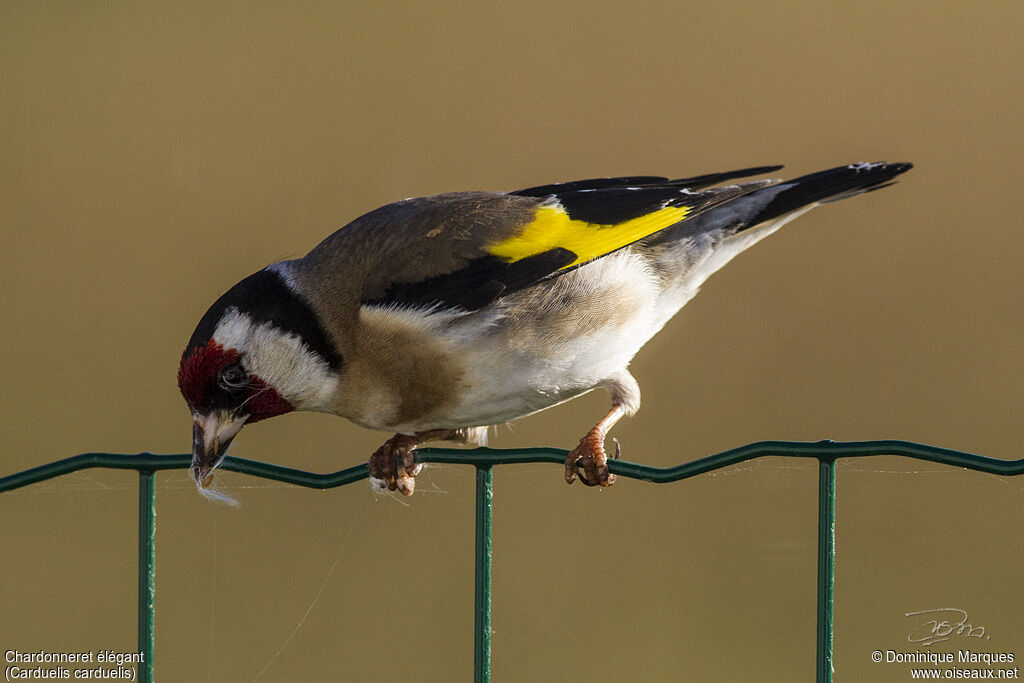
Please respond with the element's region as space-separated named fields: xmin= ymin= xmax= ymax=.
xmin=666 ymin=165 xmax=784 ymax=189
xmin=553 ymin=186 xmax=700 ymax=224
xmin=510 ymin=176 xmax=670 ymax=197
xmin=510 ymin=165 xmax=783 ymax=198
xmin=364 ymin=248 xmax=577 ymax=311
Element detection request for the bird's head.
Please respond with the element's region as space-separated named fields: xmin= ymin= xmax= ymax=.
xmin=178 ymin=267 xmax=342 ymax=493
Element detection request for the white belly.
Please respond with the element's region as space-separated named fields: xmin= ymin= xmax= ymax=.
xmin=429 ymin=251 xmax=688 ymax=428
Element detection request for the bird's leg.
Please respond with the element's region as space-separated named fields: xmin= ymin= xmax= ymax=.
xmin=565 ymin=405 xmax=626 ymax=487
xmin=369 ymin=429 xmax=462 ymax=496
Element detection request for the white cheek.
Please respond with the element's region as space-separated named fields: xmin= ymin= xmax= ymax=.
xmin=246 ymin=327 xmax=338 ymax=409
xmin=212 ymin=308 xmax=338 ymax=411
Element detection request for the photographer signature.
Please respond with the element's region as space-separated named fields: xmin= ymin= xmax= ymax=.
xmin=906 ymin=608 xmax=989 ymax=646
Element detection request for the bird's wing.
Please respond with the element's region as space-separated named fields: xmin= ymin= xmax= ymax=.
xmin=329 ymin=172 xmax=779 ymax=312
xmin=331 ymin=176 xmax=778 ymax=315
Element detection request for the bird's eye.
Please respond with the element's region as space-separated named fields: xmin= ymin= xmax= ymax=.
xmin=217 ymin=363 xmax=248 ymax=391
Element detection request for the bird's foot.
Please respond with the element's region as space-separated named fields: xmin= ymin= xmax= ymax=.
xmin=369 ymin=434 xmax=422 ymax=496
xmin=565 ymin=429 xmax=620 ymax=487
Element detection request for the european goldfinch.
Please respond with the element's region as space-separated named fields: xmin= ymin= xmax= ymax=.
xmin=178 ymin=162 xmax=912 ymax=497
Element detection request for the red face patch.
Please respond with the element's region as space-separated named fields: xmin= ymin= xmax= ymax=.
xmin=178 ymin=340 xmax=293 ymax=421
xmin=245 ymin=377 xmax=294 ymax=423
xmin=178 ymin=341 xmax=240 ymax=411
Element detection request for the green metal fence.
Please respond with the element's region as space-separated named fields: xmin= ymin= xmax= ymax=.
xmin=1 ymin=440 xmax=1021 ymax=682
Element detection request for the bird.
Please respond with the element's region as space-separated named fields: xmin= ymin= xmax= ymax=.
xmin=178 ymin=161 xmax=912 ymax=498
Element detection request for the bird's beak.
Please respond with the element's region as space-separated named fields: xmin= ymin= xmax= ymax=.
xmin=191 ymin=412 xmax=248 ymax=489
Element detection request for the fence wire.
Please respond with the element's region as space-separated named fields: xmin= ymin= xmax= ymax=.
xmin=2 ymin=440 xmax=1021 ymax=683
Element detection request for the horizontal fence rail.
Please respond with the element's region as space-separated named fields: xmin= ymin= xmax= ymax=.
xmin=1 ymin=441 xmax=1022 ymax=682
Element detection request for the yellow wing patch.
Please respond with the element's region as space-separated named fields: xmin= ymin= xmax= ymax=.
xmin=486 ymin=204 xmax=691 ymax=269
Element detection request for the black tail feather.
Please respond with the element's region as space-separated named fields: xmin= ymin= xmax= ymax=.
xmin=747 ymin=162 xmax=912 ymax=227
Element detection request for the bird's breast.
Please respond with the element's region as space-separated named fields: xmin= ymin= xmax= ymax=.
xmin=329 ymin=250 xmax=683 ymax=433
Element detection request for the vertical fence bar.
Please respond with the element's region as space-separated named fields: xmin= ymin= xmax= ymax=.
xmin=816 ymin=457 xmax=836 ymax=683
xmin=474 ymin=465 xmax=493 ymax=683
xmin=138 ymin=470 xmax=156 ymax=683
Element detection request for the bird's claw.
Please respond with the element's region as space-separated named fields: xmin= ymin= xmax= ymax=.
xmin=369 ymin=435 xmax=422 ymax=496
xmin=565 ymin=433 xmax=619 ymax=487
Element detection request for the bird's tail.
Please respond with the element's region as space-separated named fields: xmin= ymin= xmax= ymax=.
xmin=646 ymin=161 xmax=912 ymax=249
xmin=730 ymin=161 xmax=913 ymax=233
xmin=642 ymin=161 xmax=912 ymax=293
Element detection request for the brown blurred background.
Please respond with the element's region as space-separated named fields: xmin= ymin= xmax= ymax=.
xmin=2 ymin=1 xmax=1022 ymax=681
